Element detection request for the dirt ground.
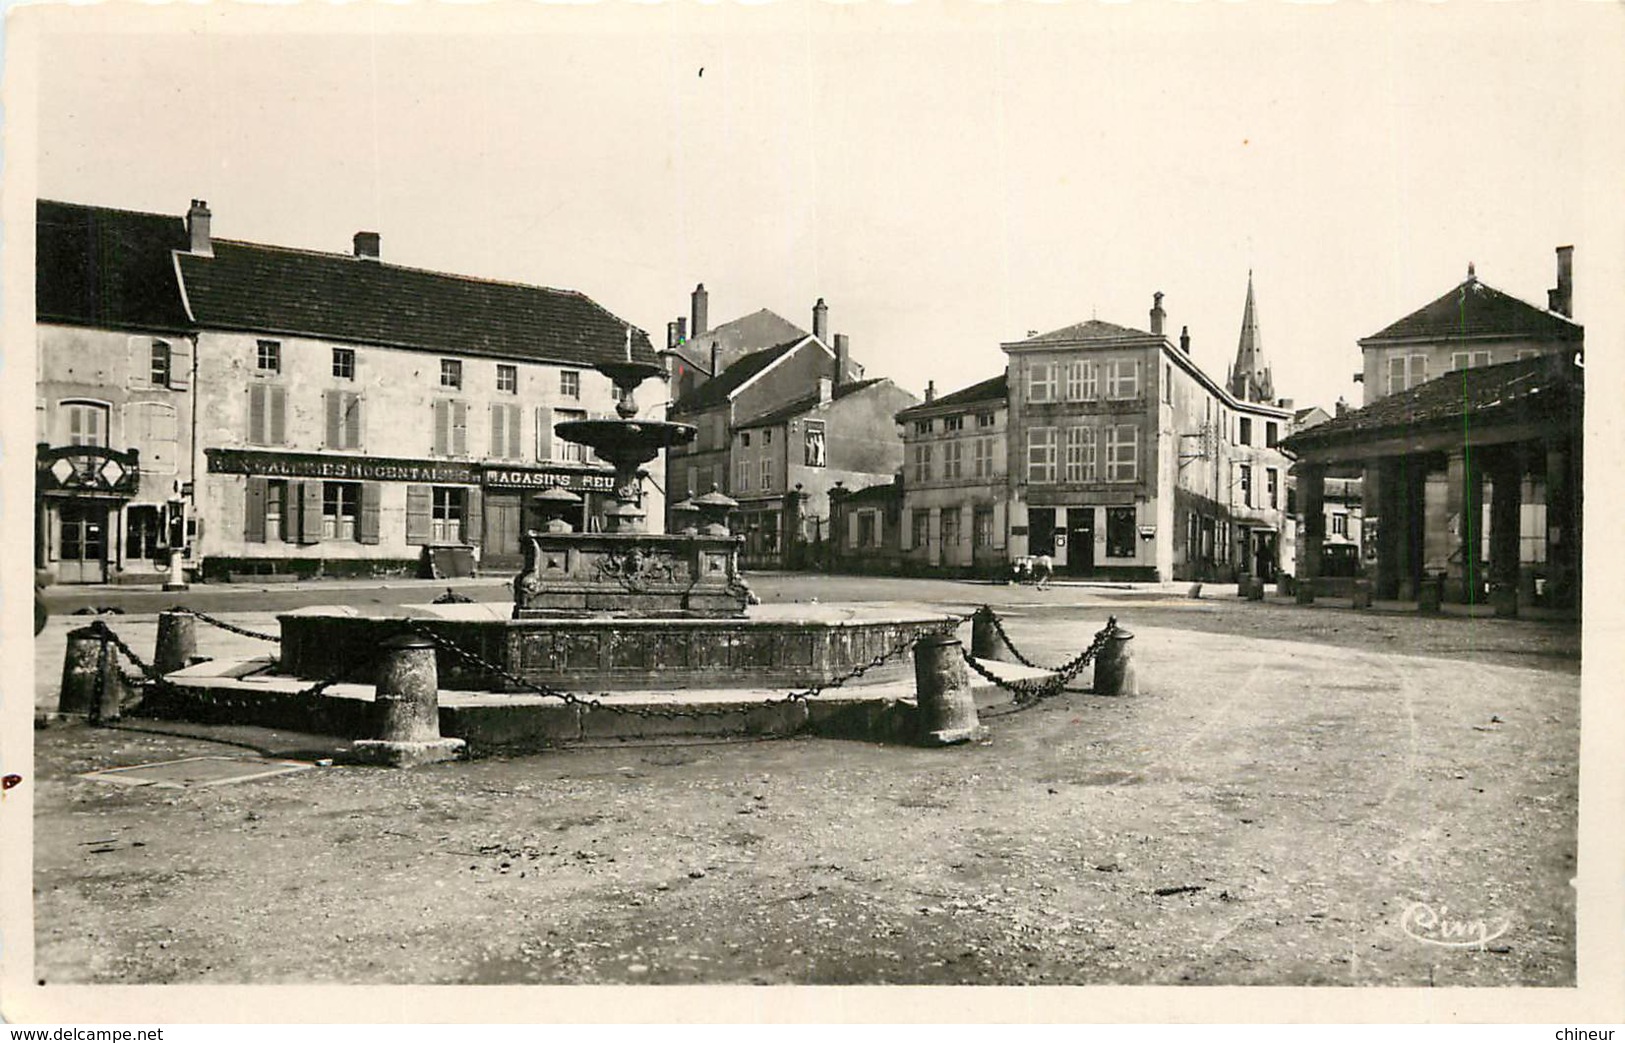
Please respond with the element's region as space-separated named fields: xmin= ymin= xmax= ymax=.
xmin=25 ymin=581 xmax=1579 ymax=988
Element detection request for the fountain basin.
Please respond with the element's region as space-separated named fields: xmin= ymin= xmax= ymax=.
xmin=278 ymin=603 xmax=960 ymax=693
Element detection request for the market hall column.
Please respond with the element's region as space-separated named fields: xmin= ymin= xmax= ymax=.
xmin=1299 ymin=463 xmax=1326 ymax=594
xmin=1486 ymin=448 xmax=1524 ymax=618
xmin=1443 ymin=448 xmax=1484 ymax=605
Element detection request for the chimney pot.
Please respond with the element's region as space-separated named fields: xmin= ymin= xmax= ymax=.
xmin=353 ymin=231 xmax=380 ymax=260
xmin=1179 ymin=325 xmax=1191 ymax=354
xmin=1551 ymin=245 xmax=1574 ymax=317
xmin=833 ymin=333 xmax=850 ymax=385
xmin=925 ymin=380 xmax=936 ymax=403
xmin=1150 ymin=291 xmax=1166 ymax=336
xmin=691 ymin=284 xmax=709 ymax=338
xmin=186 ymin=199 xmax=212 ymax=257
xmin=813 ymin=298 xmax=830 ymax=343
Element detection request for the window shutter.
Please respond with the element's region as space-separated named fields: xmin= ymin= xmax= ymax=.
xmin=127 ymin=337 xmax=150 ymax=389
xmin=168 ymin=341 xmax=190 ymax=390
xmin=244 ymin=477 xmax=267 ymax=543
xmin=452 ymin=401 xmax=468 ymax=456
xmin=358 ymin=483 xmax=381 ymax=545
xmin=433 ymin=400 xmax=450 ymax=455
xmin=508 ymin=405 xmax=521 ymax=462
xmin=249 ymin=385 xmax=266 ymax=444
xmin=325 ymin=391 xmax=342 ymax=448
xmin=299 ymin=481 xmax=325 ymax=544
xmin=345 ymin=394 xmax=362 ymax=449
xmin=491 ymin=405 xmax=505 ymax=459
xmin=270 ymin=387 xmax=287 ymax=445
xmin=464 ymin=488 xmax=483 ymax=547
xmin=405 ymin=485 xmax=432 ymax=545
xmin=536 ymin=406 xmax=554 ymax=461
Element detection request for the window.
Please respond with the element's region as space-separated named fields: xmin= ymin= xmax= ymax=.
xmin=1267 ymin=468 xmax=1279 ymax=509
xmin=496 ymin=364 xmax=518 ymax=393
xmin=322 ymin=482 xmax=361 ymax=541
xmin=432 ymin=487 xmax=466 ymax=543
xmin=941 ymin=507 xmax=961 ymax=554
xmin=759 ymin=457 xmax=771 ymax=491
xmin=1451 ymin=351 xmax=1492 ymax=371
xmin=248 ymin=384 xmax=288 ymax=446
xmin=1107 ymin=359 xmax=1140 ymax=399
xmin=764 ymin=429 xmax=772 ymax=444
xmin=560 ymin=370 xmax=581 ymax=399
xmin=1388 ymin=353 xmax=1428 ymax=395
xmin=972 ymin=437 xmax=994 ymax=478
xmin=911 ymin=443 xmax=933 ymax=483
xmin=1064 ymin=362 xmax=1093 ymax=402
xmin=943 ymin=440 xmax=963 ymax=480
xmin=1239 ymin=418 xmax=1252 ymax=446
xmin=914 ymin=419 xmax=934 ymax=435
xmin=1331 ymin=513 xmax=1349 ymax=536
xmin=433 ymin=399 xmax=468 ymax=456
xmin=712 ymin=414 xmax=727 ymax=449
xmin=1028 ymin=362 xmax=1057 ymax=403
xmin=973 ymin=506 xmax=995 ymax=549
xmin=741 ymin=431 xmax=752 ymax=448
xmin=911 ymin=509 xmax=930 ymax=551
xmin=554 ymin=408 xmax=587 ymax=462
xmin=265 ymin=480 xmax=288 ymax=542
xmin=150 ymin=341 xmax=172 ymax=387
xmin=1064 ymin=426 xmax=1096 ymax=482
xmin=944 ymin=416 xmax=964 ymax=432
xmin=440 ymin=359 xmax=463 ymax=389
xmin=737 ymin=458 xmax=750 ymax=492
xmin=1027 ymin=427 xmax=1058 ymax=483
xmin=1266 ymin=422 xmax=1279 ymax=448
xmin=977 ymin=412 xmax=996 ymax=428
xmin=62 ymin=400 xmax=109 ymax=447
xmin=857 ymin=511 xmax=877 ymax=549
xmin=130 ymin=402 xmax=179 ymax=474
xmin=325 ymin=391 xmax=363 ymax=450
xmin=1239 ymin=464 xmax=1253 ymax=508
xmin=1105 ymin=425 xmax=1138 ymax=482
xmin=332 ymin=348 xmax=355 ymax=380
xmin=1106 ymin=507 xmax=1136 ymax=559
xmin=256 ymin=340 xmax=281 ymax=373
xmin=490 ymin=402 xmax=523 ymax=460
xmin=1515 ymin=349 xmax=1541 ymax=362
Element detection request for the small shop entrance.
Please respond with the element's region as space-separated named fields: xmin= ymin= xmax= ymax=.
xmin=1065 ymin=507 xmax=1094 ymax=575
xmin=57 ymin=501 xmax=109 ymax=583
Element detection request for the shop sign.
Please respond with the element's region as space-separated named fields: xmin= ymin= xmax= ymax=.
xmin=207 ymin=449 xmax=477 ymax=484
xmin=483 ymin=467 xmax=616 ymax=492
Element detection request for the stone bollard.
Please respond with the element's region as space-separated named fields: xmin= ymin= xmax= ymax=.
xmin=1295 ymin=580 xmax=1316 ymax=605
xmin=1418 ymin=577 xmax=1443 ymax=615
xmin=969 ymin=608 xmax=1012 ymax=663
xmin=1246 ymin=578 xmax=1265 ymax=601
xmin=1351 ymin=581 xmax=1373 ymax=610
xmin=58 ymin=625 xmax=130 ymax=723
xmin=912 ymin=633 xmax=987 ymax=746
xmin=352 ymin=633 xmax=466 ymax=768
xmin=1490 ymin=584 xmax=1519 ymax=618
xmin=154 ymin=610 xmax=198 ymax=675
xmin=1092 ymin=627 xmax=1138 ymax=696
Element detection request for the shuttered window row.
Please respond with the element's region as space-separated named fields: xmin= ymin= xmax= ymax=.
xmin=246 ymin=479 xmax=482 ymax=548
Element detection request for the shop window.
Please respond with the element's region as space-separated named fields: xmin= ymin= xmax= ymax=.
xmin=497 ymin=364 xmax=518 ymax=393
xmin=440 ymin=359 xmax=463 ymax=389
xmin=1027 ymin=427 xmax=1057 ymax=483
xmin=332 ymin=348 xmax=355 ymax=380
xmin=560 ymin=370 xmax=581 ymax=399
xmin=265 ymin=480 xmax=288 ymax=542
xmin=322 ymin=482 xmax=362 ymax=541
xmin=256 ymin=340 xmax=281 ymax=373
xmin=973 ymin=506 xmax=995 ymax=549
xmin=1106 ymin=507 xmax=1136 ymax=559
xmin=125 ymin=505 xmax=168 ymax=562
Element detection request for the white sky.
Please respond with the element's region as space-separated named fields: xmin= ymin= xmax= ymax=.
xmin=19 ymin=2 xmax=1625 ymax=414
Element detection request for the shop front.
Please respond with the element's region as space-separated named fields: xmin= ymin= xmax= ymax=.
xmin=36 ymin=444 xmax=147 ymax=584
xmin=480 ymin=464 xmax=617 ymax=569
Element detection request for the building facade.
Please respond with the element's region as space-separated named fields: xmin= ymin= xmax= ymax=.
xmin=895 ymin=375 xmax=1011 ymax=575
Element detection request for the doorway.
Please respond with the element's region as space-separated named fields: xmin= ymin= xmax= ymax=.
xmin=1065 ymin=507 xmax=1095 ymax=575
xmin=1027 ymin=508 xmax=1056 ymax=557
xmin=1252 ymin=531 xmax=1278 ymax=582
xmin=482 ymin=492 xmax=524 ymax=568
xmin=57 ymin=501 xmax=109 ymax=583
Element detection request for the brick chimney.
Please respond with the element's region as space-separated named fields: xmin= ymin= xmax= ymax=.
xmin=1150 ymin=292 xmax=1166 ymax=336
xmin=925 ymin=380 xmax=936 ymax=403
xmin=818 ymin=377 xmax=833 ymax=405
xmin=833 ymin=333 xmax=850 ymax=385
xmin=813 ymin=298 xmax=829 ymax=343
xmin=666 ymin=321 xmax=680 ymax=351
xmin=710 ymin=342 xmax=721 ymax=377
xmin=353 ymin=231 xmax=380 ymax=260
xmin=1548 ymin=246 xmax=1574 ymax=317
xmin=691 ymin=284 xmax=709 ymax=338
xmin=1179 ymin=325 xmax=1191 ymax=354
xmin=186 ymin=199 xmax=212 ymax=257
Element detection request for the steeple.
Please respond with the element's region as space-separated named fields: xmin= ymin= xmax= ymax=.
xmin=1228 ymin=270 xmax=1275 ymax=404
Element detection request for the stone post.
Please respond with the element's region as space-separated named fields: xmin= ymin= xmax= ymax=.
xmin=969 ymin=607 xmax=1012 ymax=662
xmin=1093 ymin=627 xmax=1138 ymax=696
xmin=1488 ymin=452 xmax=1523 ymax=618
xmin=912 ymin=633 xmax=986 ymax=746
xmin=352 ymin=633 xmax=466 ymax=767
xmin=1298 ymin=463 xmax=1326 ymax=604
xmin=154 ymin=610 xmax=198 ymax=675
xmin=59 ymin=626 xmax=106 ymax=717
xmin=1351 ymin=580 xmax=1373 ymax=610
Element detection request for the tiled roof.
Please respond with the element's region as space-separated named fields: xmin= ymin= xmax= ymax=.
xmin=896 ymin=373 xmax=1007 ymax=420
xmin=838 ymin=478 xmax=899 ymax=505
xmin=1281 ymin=356 xmax=1581 ymax=453
xmin=666 ymin=308 xmax=808 ymax=374
xmin=1009 ymin=319 xmax=1150 ymax=345
xmin=668 ymin=338 xmax=806 ymax=414
xmin=37 ymin=199 xmax=193 ymax=332
xmin=734 ymin=378 xmax=886 ymax=429
xmin=1361 ymin=276 xmax=1582 ymax=344
xmin=175 ymin=239 xmax=657 ymax=366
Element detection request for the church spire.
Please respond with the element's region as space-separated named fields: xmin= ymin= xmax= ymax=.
xmin=1228 ymin=270 xmax=1274 ymax=404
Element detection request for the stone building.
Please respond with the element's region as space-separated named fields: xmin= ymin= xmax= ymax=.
xmin=35 ymin=200 xmax=197 ymax=584
xmin=36 ymin=197 xmax=660 ymax=582
xmin=827 ymin=477 xmax=903 ymax=572
xmin=1002 ymin=290 xmax=1295 ymax=582
xmin=894 ymin=374 xmax=1011 ymax=575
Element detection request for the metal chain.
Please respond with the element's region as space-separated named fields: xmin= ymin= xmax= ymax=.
xmin=404 ymin=612 xmax=973 ymax=721
xmin=978 ymin=605 xmax=1041 ymax=670
xmin=92 ymin=618 xmax=352 ymax=704
xmin=962 ymin=617 xmax=1118 ymax=706
xmin=167 ymin=606 xmax=282 ymax=644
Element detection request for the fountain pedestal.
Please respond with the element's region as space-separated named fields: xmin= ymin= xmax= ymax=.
xmin=513 ymin=530 xmax=749 ymax=618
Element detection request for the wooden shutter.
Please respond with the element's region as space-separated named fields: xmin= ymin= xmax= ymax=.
xmin=464 ymin=487 xmax=483 ymax=547
xmin=345 ymin=394 xmax=362 ymax=449
xmin=168 ymin=340 xmax=190 ymax=390
xmin=269 ymin=387 xmax=287 ymax=445
xmin=357 ymin=483 xmax=381 ymax=545
xmin=405 ymin=485 xmax=432 ymax=545
xmin=244 ymin=477 xmax=267 ymax=543
xmin=535 ymin=406 xmax=553 ymax=461
xmin=452 ymin=401 xmax=468 ymax=456
xmin=299 ymin=481 xmax=325 ymax=544
xmin=433 ymin=400 xmax=450 ymax=455
xmin=248 ymin=385 xmax=266 ymax=444
xmin=490 ymin=405 xmax=504 ymax=459
xmin=507 ymin=405 xmax=521 ymax=462
xmin=325 ymin=392 xmax=342 ymax=448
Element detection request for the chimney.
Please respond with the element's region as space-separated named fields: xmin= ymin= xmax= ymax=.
xmin=691 ymin=284 xmax=709 ymax=337
xmin=710 ymin=342 xmax=721 ymax=377
xmin=1150 ymin=292 xmax=1166 ymax=336
xmin=353 ymin=231 xmax=380 ymax=260
xmin=1335 ymin=397 xmax=1349 ymax=418
xmin=833 ymin=333 xmax=850 ymax=384
xmin=813 ymin=298 xmax=830 ymax=342
xmin=1549 ymin=245 xmax=1574 ymax=317
xmin=186 ymin=199 xmax=212 ymax=257
xmin=1179 ymin=325 xmax=1191 ymax=354
xmin=1277 ymin=397 xmax=1294 ymax=411
xmin=925 ymin=380 xmax=936 ymax=403
xmin=818 ymin=377 xmax=833 ymax=405
xmin=666 ymin=321 xmax=680 ymax=351
xmin=677 ymin=316 xmax=688 ymax=343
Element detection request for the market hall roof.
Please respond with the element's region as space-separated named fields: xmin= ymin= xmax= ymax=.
xmin=1359 ymin=273 xmax=1583 ymax=346
xmin=174 ymin=239 xmax=657 ymax=367
xmin=37 ymin=199 xmax=194 ymax=333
